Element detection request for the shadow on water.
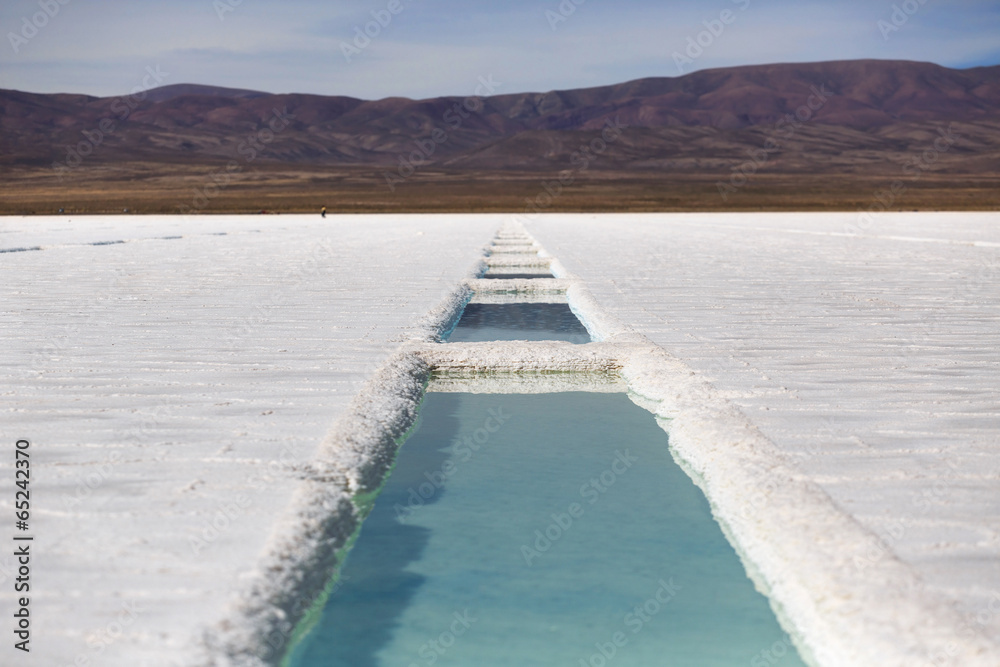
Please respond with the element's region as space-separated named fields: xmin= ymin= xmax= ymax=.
xmin=289 ymin=392 xmax=810 ymax=666
xmin=289 ymin=394 xmax=462 ymax=667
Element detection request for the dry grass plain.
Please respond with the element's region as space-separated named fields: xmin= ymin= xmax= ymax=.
xmin=2 ymin=163 xmax=997 ymax=215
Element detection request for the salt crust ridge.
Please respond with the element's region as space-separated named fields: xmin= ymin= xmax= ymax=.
xmin=207 ymin=222 xmax=999 ymax=667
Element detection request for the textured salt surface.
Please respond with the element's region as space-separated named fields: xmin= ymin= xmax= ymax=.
xmin=0 ymin=214 xmax=500 ymax=666
xmin=2 ymin=212 xmax=999 ymax=667
xmin=526 ymin=212 xmax=1000 ymax=665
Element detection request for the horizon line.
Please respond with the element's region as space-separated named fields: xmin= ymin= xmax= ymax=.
xmin=6 ymin=57 xmax=999 ymax=104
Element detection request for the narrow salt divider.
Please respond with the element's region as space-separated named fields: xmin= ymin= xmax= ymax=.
xmin=278 ymin=226 xmax=809 ymax=666
xmin=287 ymin=391 xmax=806 ymax=667
xmin=448 ymin=234 xmax=586 ymax=342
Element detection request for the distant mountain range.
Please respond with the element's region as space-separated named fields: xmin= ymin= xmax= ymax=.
xmin=2 ymin=59 xmax=999 ymax=176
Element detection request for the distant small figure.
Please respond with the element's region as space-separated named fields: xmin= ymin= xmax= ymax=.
xmin=321 ymin=206 xmax=327 ymax=218
xmin=58 ymin=208 xmax=64 ymax=214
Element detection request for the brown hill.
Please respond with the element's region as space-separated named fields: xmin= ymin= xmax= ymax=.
xmin=1 ymin=59 xmax=999 ymax=175
xmin=142 ymin=84 xmax=270 ymax=103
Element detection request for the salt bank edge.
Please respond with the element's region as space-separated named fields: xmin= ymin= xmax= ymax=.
xmin=205 ymin=222 xmax=998 ymax=667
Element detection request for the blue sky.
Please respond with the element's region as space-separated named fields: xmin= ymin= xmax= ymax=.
xmin=1 ymin=0 xmax=998 ymax=99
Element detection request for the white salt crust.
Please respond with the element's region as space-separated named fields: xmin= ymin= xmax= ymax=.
xmin=215 ymin=218 xmax=1000 ymax=667
xmin=3 ymin=214 xmax=997 ymax=667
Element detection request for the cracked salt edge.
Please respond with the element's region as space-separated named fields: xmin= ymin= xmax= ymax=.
xmin=201 ymin=230 xmax=621 ymax=665
xmin=466 ymin=277 xmax=569 ymax=294
xmin=488 ymin=247 xmax=541 ymax=253
xmin=548 ymin=253 xmax=1000 ymax=666
xmin=203 ymin=349 xmax=434 ymax=667
xmin=203 ymin=223 xmax=1000 ymax=667
xmin=201 ymin=250 xmax=490 ymax=666
xmin=428 ymin=370 xmax=624 ymax=394
xmin=204 ymin=225 xmax=775 ymax=666
xmin=468 ymin=286 xmax=568 ymax=305
xmin=485 ymin=255 xmax=551 ymax=269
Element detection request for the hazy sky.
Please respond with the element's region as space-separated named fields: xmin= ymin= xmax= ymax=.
xmin=2 ymin=0 xmax=998 ymax=100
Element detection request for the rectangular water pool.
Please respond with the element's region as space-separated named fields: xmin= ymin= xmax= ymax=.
xmin=446 ymin=303 xmax=592 ymax=343
xmin=481 ymin=272 xmax=555 ymax=280
xmin=286 ymin=392 xmax=807 ymax=667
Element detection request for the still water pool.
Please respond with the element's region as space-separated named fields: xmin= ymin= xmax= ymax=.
xmin=286 ymin=392 xmax=807 ymax=667
xmin=446 ymin=303 xmax=591 ymax=344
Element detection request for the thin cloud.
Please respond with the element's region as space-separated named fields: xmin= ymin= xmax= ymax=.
xmin=0 ymin=0 xmax=997 ymax=98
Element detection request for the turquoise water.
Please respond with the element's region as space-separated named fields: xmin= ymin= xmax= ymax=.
xmin=482 ymin=272 xmax=554 ymax=279
xmin=287 ymin=392 xmax=807 ymax=667
xmin=447 ymin=303 xmax=591 ymax=343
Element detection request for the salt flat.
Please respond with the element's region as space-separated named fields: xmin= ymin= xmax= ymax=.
xmin=1 ymin=212 xmax=998 ymax=666
xmin=0 ymin=214 xmax=499 ymax=666
xmin=530 ymin=212 xmax=1000 ymax=650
